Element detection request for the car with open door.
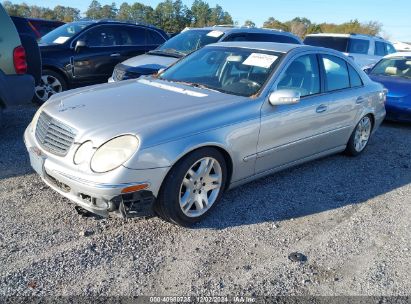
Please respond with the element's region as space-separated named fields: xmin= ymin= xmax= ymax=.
xmin=34 ymin=20 xmax=168 ymax=104
xmin=25 ymin=42 xmax=386 ymax=226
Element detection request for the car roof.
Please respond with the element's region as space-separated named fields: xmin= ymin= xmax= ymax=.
xmin=185 ymin=26 xmax=301 ymax=38
xmin=384 ymin=52 xmax=411 ymax=59
xmin=206 ymin=41 xmax=306 ymax=53
xmin=305 ymin=33 xmax=388 ymax=42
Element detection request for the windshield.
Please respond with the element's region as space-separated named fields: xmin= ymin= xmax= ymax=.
xmin=39 ymin=22 xmax=92 ymax=45
xmin=370 ymin=58 xmax=411 ymax=79
xmin=159 ymin=46 xmax=282 ymax=97
xmin=304 ymin=36 xmax=349 ymax=52
xmin=152 ymin=29 xmax=224 ymax=57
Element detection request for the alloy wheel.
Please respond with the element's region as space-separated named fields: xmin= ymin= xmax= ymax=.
xmin=354 ymin=116 xmax=372 ymax=152
xmin=179 ymin=157 xmax=222 ymax=218
xmin=35 ymin=74 xmax=63 ymax=102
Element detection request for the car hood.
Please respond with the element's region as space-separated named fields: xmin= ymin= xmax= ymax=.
xmin=121 ymin=53 xmax=178 ymax=69
xmin=41 ymin=78 xmax=245 ymax=147
xmin=369 ymin=74 xmax=411 ymax=98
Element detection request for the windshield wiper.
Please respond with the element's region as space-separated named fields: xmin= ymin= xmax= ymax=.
xmin=148 ymin=49 xmax=184 ymax=58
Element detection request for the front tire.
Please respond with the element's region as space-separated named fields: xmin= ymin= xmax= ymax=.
xmin=345 ymin=115 xmax=373 ymax=156
xmin=156 ymin=148 xmax=227 ymax=227
xmin=33 ymin=69 xmax=67 ymax=105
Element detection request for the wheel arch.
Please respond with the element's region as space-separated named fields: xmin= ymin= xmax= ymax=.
xmin=42 ymin=65 xmax=70 ymax=87
xmin=163 ymin=144 xmax=234 ymax=192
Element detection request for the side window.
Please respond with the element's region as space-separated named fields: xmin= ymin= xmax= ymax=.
xmin=120 ymin=27 xmax=146 ymax=45
xmin=322 ymin=55 xmax=350 ymax=91
xmin=375 ymin=41 xmax=387 ymax=56
xmin=386 ymin=43 xmax=396 ymax=54
xmin=277 ymin=54 xmax=320 ymax=97
xmin=347 ymin=64 xmax=363 ymax=87
xmin=349 ymin=39 xmax=370 ymax=54
xmin=81 ymin=26 xmax=118 ymax=47
xmin=146 ymin=30 xmax=165 ymax=45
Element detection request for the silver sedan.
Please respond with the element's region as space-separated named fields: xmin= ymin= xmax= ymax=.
xmin=24 ymin=42 xmax=386 ymax=226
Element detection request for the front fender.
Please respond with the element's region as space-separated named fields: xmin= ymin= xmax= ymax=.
xmin=124 ymin=116 xmax=261 ymax=183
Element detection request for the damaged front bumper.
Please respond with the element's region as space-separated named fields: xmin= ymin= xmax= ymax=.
xmin=24 ymin=126 xmax=169 ymax=218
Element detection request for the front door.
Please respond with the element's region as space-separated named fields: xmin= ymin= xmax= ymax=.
xmin=255 ymin=53 xmax=331 ymax=173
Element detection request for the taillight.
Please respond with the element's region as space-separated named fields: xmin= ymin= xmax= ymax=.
xmin=13 ymin=45 xmax=27 ymax=74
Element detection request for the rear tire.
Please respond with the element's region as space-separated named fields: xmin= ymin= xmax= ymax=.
xmin=33 ymin=69 xmax=67 ymax=105
xmin=155 ymin=148 xmax=227 ymax=227
xmin=345 ymin=115 xmax=373 ymax=156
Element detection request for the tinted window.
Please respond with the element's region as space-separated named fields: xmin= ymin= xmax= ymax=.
xmin=118 ymin=27 xmax=146 ymax=45
xmin=278 ymin=54 xmax=320 ymax=97
xmin=348 ymin=39 xmax=369 ymax=54
xmin=146 ymin=29 xmax=165 ymax=45
xmin=375 ymin=41 xmax=386 ymax=56
xmin=348 ymin=64 xmax=363 ymax=87
xmin=386 ymin=43 xmax=396 ymax=54
xmin=246 ymin=33 xmax=300 ymax=44
xmin=82 ymin=26 xmax=118 ymax=47
xmin=322 ymin=55 xmax=350 ymax=91
xmin=303 ymin=36 xmax=348 ymax=52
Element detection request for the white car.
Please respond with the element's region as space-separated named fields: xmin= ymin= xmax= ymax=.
xmin=304 ymin=33 xmax=396 ymax=69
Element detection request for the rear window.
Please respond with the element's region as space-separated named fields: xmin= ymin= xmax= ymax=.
xmin=304 ymin=36 xmax=349 ymax=52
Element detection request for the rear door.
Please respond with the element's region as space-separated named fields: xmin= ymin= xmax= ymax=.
xmin=318 ymin=54 xmax=365 ymax=146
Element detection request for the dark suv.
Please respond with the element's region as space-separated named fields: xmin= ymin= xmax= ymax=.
xmin=11 ymin=16 xmax=64 ymax=40
xmin=109 ymin=26 xmax=302 ymax=82
xmin=35 ymin=20 xmax=168 ymax=103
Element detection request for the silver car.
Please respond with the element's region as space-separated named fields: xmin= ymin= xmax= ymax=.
xmin=24 ymin=42 xmax=386 ymax=226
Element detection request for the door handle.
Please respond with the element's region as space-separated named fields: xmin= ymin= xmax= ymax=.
xmin=356 ymin=96 xmax=367 ymax=103
xmin=110 ymin=53 xmax=121 ymax=57
xmin=316 ymin=104 xmax=328 ymax=113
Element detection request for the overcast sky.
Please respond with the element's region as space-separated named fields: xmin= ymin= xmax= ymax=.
xmin=15 ymin=0 xmax=411 ymax=41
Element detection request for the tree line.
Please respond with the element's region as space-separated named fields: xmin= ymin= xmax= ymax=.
xmin=2 ymin=0 xmax=383 ymax=37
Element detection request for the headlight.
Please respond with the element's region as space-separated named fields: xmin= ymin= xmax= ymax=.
xmin=91 ymin=135 xmax=139 ymax=173
xmin=74 ymin=141 xmax=94 ymax=165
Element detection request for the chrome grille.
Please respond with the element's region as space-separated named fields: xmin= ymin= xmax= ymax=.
xmin=35 ymin=111 xmax=77 ymax=156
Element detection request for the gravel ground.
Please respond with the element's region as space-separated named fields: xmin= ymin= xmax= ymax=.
xmin=0 ymin=105 xmax=410 ymax=297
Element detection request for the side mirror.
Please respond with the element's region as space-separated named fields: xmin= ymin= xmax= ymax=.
xmin=363 ymin=68 xmax=371 ymax=74
xmin=269 ymin=89 xmax=301 ymax=106
xmin=75 ymin=40 xmax=87 ymax=52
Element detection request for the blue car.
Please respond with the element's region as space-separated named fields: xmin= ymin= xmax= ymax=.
xmin=368 ymin=52 xmax=411 ymax=122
